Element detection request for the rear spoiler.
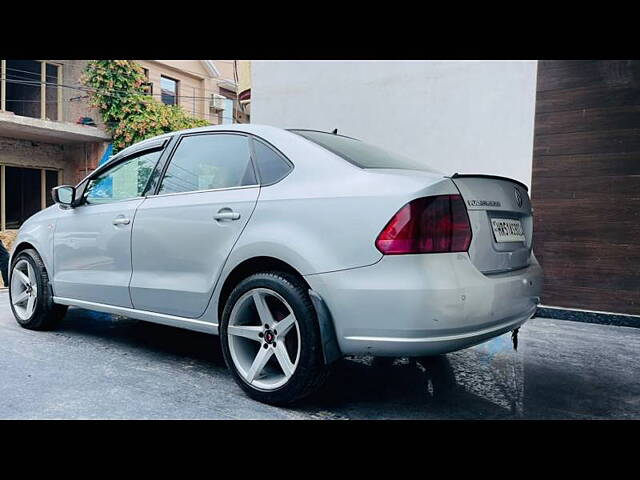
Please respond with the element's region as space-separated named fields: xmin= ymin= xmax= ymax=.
xmin=450 ymin=173 xmax=529 ymax=192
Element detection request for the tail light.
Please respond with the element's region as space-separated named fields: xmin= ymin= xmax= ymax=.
xmin=375 ymin=195 xmax=472 ymax=254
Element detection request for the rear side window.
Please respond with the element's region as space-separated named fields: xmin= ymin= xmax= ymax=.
xmin=252 ymin=139 xmax=292 ymax=185
xmin=291 ymin=130 xmax=439 ymax=172
xmin=159 ymin=134 xmax=256 ymax=195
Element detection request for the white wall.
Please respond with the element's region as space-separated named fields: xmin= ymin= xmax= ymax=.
xmin=251 ymin=60 xmax=538 ymax=188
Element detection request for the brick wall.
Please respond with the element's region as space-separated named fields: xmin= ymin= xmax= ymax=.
xmin=0 ymin=136 xmax=108 ymax=185
xmin=0 ymin=136 xmax=65 ymax=170
xmin=49 ymin=60 xmax=107 ymax=131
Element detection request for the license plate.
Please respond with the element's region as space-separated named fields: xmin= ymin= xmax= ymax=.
xmin=491 ymin=218 xmax=525 ymax=243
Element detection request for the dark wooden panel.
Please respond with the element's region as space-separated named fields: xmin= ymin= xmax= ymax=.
xmin=535 ymin=105 xmax=640 ymax=136
xmin=532 ymin=60 xmax=640 ymax=315
xmin=535 ymin=241 xmax=640 ymax=288
xmin=536 ymin=85 xmax=640 ymax=114
xmin=540 ymin=283 xmax=640 ymax=315
xmin=537 ymin=60 xmax=640 ymax=93
xmin=532 ymin=152 xmax=640 ymax=177
xmin=535 ymin=241 xmax=640 ymax=314
xmin=534 ymin=128 xmax=640 ymax=156
xmin=532 ymin=199 xmax=640 ymax=244
xmin=531 ymin=174 xmax=640 ymax=200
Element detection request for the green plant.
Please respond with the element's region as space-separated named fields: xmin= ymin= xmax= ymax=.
xmin=82 ymin=60 xmax=209 ymax=152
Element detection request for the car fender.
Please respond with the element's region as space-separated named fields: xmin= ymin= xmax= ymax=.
xmin=10 ymin=211 xmax=58 ymax=281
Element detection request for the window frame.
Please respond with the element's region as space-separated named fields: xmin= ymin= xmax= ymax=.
xmin=141 ymin=68 xmax=153 ymax=95
xmin=0 ymin=164 xmax=62 ymax=230
xmin=0 ymin=60 xmax=62 ymax=121
xmin=150 ymin=132 xmax=260 ymax=198
xmin=160 ymin=75 xmax=179 ymax=106
xmin=79 ymin=146 xmax=166 ymax=206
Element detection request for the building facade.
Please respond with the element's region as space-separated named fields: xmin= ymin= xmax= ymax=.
xmin=251 ymin=60 xmax=639 ymax=317
xmin=0 ymin=59 xmax=111 ymax=231
xmin=0 ymin=59 xmax=244 ymax=235
xmin=136 ymin=60 xmax=248 ymax=125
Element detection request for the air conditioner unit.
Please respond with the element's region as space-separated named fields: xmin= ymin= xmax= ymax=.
xmin=210 ymin=94 xmax=226 ymax=111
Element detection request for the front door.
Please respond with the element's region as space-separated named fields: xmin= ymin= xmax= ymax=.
xmin=129 ymin=133 xmax=259 ymax=318
xmin=53 ymin=149 xmax=163 ymax=307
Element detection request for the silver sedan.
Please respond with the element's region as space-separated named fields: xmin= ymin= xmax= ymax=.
xmin=8 ymin=124 xmax=542 ymax=405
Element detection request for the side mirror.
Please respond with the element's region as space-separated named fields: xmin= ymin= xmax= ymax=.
xmin=52 ymin=185 xmax=76 ymax=207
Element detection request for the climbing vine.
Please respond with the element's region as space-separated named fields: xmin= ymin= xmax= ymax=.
xmin=82 ymin=60 xmax=209 ymax=152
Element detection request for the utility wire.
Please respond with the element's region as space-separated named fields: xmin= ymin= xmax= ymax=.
xmin=1 ymin=82 xmax=237 ymax=123
xmin=2 ymin=66 xmax=240 ymax=101
xmin=1 ymin=76 xmax=239 ymax=121
xmin=4 ymin=63 xmax=238 ymax=89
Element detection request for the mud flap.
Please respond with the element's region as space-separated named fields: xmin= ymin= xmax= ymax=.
xmin=512 ymin=328 xmax=519 ymax=351
xmin=308 ymin=289 xmax=342 ymax=364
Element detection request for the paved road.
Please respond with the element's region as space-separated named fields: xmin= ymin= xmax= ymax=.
xmin=1 ymin=290 xmax=639 ymax=419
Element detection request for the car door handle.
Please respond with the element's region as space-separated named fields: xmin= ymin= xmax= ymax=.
xmin=112 ymin=216 xmax=131 ymax=226
xmin=213 ymin=210 xmax=241 ymax=221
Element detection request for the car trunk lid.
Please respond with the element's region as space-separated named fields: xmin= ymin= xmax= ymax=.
xmin=449 ymin=174 xmax=533 ymax=274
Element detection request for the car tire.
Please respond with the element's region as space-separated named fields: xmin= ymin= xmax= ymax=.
xmin=220 ymin=271 xmax=329 ymax=405
xmin=9 ymin=248 xmax=67 ymax=331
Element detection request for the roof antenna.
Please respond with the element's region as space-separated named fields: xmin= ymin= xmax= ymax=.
xmin=332 ymin=128 xmax=338 ymax=135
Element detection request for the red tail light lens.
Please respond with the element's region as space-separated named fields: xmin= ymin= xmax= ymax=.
xmin=375 ymin=195 xmax=472 ymax=254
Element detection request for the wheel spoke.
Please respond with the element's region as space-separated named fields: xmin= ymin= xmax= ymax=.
xmin=246 ymin=347 xmax=273 ymax=383
xmin=14 ymin=269 xmax=29 ymax=287
xmin=227 ymin=325 xmax=263 ymax=342
xmin=27 ymin=263 xmax=36 ymax=286
xmin=274 ymin=343 xmax=295 ymax=378
xmin=274 ymin=314 xmax=295 ymax=338
xmin=12 ymin=291 xmax=29 ymax=305
xmin=253 ymin=291 xmax=274 ymax=326
xmin=26 ymin=295 xmax=36 ymax=317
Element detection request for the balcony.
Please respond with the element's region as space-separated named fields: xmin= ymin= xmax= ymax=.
xmin=0 ymin=110 xmax=110 ymax=143
xmin=0 ymin=60 xmax=110 ymax=144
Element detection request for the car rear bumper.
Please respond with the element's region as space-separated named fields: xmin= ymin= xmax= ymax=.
xmin=304 ymin=252 xmax=542 ymax=357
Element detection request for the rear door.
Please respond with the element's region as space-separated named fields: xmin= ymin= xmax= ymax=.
xmin=450 ymin=174 xmax=533 ymax=273
xmin=53 ymin=148 xmax=164 ymax=307
xmin=129 ymin=132 xmax=259 ymax=318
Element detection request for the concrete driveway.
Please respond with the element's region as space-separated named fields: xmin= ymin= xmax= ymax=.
xmin=1 ymin=290 xmax=639 ymax=419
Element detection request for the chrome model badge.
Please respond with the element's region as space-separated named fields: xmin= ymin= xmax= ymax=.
xmin=467 ymin=199 xmax=501 ymax=207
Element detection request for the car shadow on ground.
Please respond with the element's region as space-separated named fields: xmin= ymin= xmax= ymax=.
xmin=54 ymin=307 xmax=526 ymax=419
xmin=57 ymin=308 xmax=227 ymax=366
xmin=298 ymin=355 xmax=523 ymax=419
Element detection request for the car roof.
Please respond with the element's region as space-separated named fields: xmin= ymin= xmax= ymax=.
xmin=106 ymin=124 xmax=291 ymax=166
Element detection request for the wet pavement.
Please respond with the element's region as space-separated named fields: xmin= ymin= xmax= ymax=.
xmin=1 ymin=290 xmax=639 ymax=419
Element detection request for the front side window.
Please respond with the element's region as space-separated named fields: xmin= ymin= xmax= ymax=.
xmin=161 ymin=76 xmax=178 ymax=105
xmin=159 ymin=134 xmax=256 ymax=195
xmin=84 ymin=149 xmax=162 ymax=204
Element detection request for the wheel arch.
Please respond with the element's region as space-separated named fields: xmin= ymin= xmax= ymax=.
xmin=10 ymin=241 xmax=40 ymax=275
xmin=11 ymin=241 xmax=37 ymax=261
xmin=10 ymin=241 xmax=55 ymax=293
xmin=216 ymin=255 xmax=341 ymax=364
xmin=217 ymin=256 xmax=309 ymax=322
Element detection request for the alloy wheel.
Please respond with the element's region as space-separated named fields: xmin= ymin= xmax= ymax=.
xmin=11 ymin=259 xmax=38 ymax=321
xmin=227 ymin=288 xmax=301 ymax=391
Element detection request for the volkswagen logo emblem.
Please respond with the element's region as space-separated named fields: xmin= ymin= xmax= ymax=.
xmin=514 ymin=188 xmax=523 ymax=208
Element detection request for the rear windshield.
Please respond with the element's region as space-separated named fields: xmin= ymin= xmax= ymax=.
xmin=290 ymin=130 xmax=439 ymax=172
